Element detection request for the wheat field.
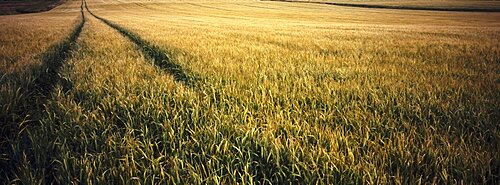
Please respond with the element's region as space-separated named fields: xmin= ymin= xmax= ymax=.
xmin=1 ymin=0 xmax=499 ymax=184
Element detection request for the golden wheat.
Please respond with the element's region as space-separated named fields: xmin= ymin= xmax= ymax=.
xmin=1 ymin=0 xmax=499 ymax=183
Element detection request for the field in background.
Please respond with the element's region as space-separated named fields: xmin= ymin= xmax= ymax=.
xmin=269 ymin=0 xmax=500 ymax=11
xmin=1 ymin=0 xmax=499 ymax=184
xmin=316 ymin=0 xmax=500 ymax=8
xmin=0 ymin=0 xmax=66 ymax=15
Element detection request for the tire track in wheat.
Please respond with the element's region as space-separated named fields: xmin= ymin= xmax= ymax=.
xmin=0 ymin=1 xmax=85 ymax=183
xmin=84 ymin=0 xmax=198 ymax=88
xmin=35 ymin=0 xmax=85 ymax=94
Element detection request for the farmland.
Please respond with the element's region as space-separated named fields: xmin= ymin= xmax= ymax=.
xmin=1 ymin=0 xmax=499 ymax=184
xmin=0 ymin=0 xmax=66 ymax=15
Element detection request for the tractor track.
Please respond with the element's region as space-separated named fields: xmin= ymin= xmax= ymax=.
xmin=185 ymin=2 xmax=234 ymax=12
xmin=35 ymin=1 xmax=85 ymax=94
xmin=84 ymin=0 xmax=198 ymax=88
xmin=83 ymin=0 xmax=245 ymax=125
xmin=0 ymin=0 xmax=85 ymax=183
xmin=235 ymin=3 xmax=282 ymax=11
